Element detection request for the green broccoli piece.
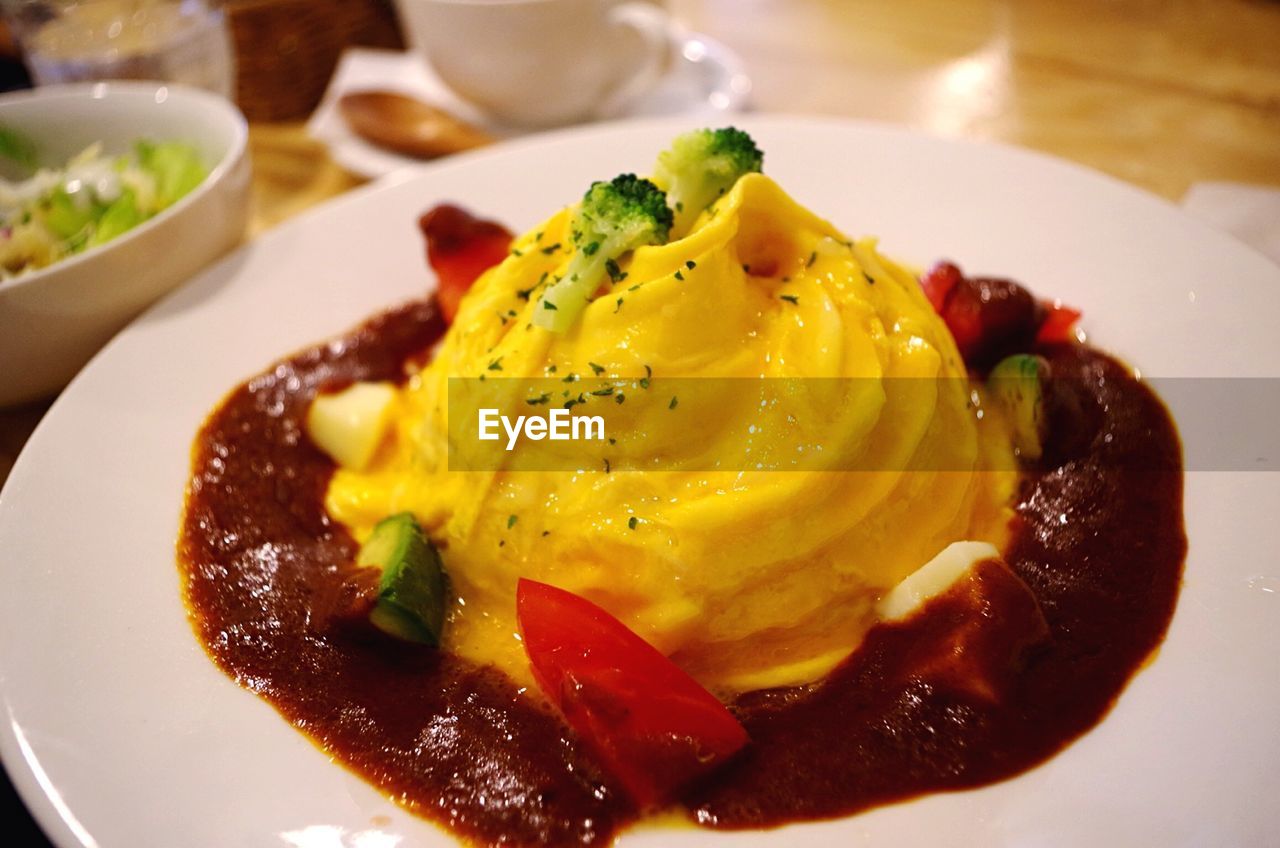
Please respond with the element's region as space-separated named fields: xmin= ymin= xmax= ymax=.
xmin=534 ymin=174 xmax=672 ymax=332
xmin=652 ymin=127 xmax=763 ymax=236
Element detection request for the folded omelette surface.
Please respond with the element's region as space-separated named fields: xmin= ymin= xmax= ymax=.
xmin=326 ymin=174 xmax=1015 ymax=692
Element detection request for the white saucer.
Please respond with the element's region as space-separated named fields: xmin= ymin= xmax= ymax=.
xmin=307 ymin=39 xmax=752 ymax=180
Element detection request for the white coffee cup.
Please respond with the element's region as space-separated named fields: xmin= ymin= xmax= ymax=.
xmin=393 ymin=0 xmax=674 ymax=128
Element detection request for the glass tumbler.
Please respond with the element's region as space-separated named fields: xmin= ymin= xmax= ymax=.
xmin=3 ymin=0 xmax=235 ymax=98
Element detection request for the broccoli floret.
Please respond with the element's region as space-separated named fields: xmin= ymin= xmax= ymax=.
xmin=534 ymin=174 xmax=672 ymax=332
xmin=652 ymin=127 xmax=763 ymax=236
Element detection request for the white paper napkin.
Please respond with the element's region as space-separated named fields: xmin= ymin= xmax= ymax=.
xmin=306 ymin=49 xmax=502 ymax=179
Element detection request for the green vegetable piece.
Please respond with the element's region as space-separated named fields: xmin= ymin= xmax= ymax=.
xmin=533 ymin=173 xmax=672 ymax=332
xmin=88 ymin=188 xmax=143 ymax=248
xmin=357 ymin=512 xmax=447 ymax=645
xmin=43 ymin=189 xmax=99 ymax=241
xmin=134 ymin=140 xmax=206 ymax=208
xmin=652 ymin=127 xmax=763 ymax=236
xmin=987 ymin=354 xmax=1050 ymax=461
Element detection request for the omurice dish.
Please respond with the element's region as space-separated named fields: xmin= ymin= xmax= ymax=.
xmin=325 ymin=170 xmax=1018 ymax=694
xmin=180 ymin=127 xmax=1184 ymax=847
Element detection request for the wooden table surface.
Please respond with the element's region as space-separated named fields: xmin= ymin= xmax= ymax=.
xmin=2 ymin=0 xmax=1278 ymax=486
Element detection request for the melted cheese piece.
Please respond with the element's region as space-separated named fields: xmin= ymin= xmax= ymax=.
xmin=306 ymin=382 xmax=398 ymax=472
xmin=877 ymin=541 xmax=1001 ymax=621
xmin=325 ymin=174 xmax=1017 ymax=693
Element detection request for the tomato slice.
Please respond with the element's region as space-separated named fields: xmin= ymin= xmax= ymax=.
xmin=1036 ymin=300 xmax=1083 ymax=344
xmin=516 ymin=579 xmax=749 ymax=807
xmin=920 ymin=260 xmax=962 ymax=313
xmin=418 ymin=204 xmax=513 ymax=322
xmin=921 ymin=261 xmax=1083 ymax=369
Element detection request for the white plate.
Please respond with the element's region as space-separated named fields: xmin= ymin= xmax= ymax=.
xmin=307 ymin=43 xmax=751 ymax=180
xmin=2 ymin=116 xmax=1278 ymax=848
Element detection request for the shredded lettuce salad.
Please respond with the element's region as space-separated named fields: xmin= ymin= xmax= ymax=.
xmin=0 ymin=128 xmax=207 ymax=281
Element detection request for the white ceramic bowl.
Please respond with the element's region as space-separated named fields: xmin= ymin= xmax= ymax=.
xmin=0 ymin=81 xmax=250 ymax=406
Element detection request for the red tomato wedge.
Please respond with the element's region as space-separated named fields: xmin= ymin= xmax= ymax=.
xmin=418 ymin=204 xmax=513 ymax=322
xmin=516 ymin=579 xmax=749 ymax=807
xmin=920 ymin=260 xmax=1083 ymax=369
xmin=919 ymin=260 xmax=962 ymax=313
xmin=1037 ymin=300 xmax=1083 ymax=344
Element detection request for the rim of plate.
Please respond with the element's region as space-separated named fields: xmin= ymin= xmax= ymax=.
xmin=1 ymin=113 xmax=1277 ymax=848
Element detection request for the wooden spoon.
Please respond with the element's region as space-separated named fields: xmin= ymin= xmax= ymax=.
xmin=338 ymin=91 xmax=494 ymax=159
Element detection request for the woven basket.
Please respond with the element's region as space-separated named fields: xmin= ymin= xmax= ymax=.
xmin=224 ymin=0 xmax=403 ymax=122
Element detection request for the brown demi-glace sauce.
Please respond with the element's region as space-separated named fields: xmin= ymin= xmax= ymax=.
xmin=179 ymin=300 xmax=1184 ymax=846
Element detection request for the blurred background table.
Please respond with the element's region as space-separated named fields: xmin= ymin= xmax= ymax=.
xmin=247 ymin=0 xmax=1280 ymax=223
xmin=253 ymin=0 xmax=1280 ymax=224
xmin=0 ymin=0 xmax=1277 ymax=840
